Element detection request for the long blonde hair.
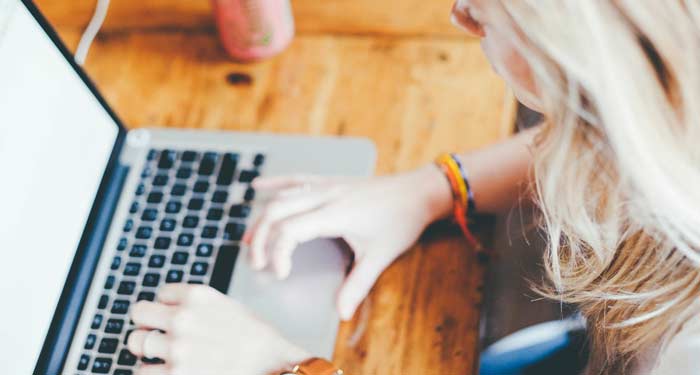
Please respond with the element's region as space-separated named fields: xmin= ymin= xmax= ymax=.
xmin=485 ymin=1 xmax=700 ymax=372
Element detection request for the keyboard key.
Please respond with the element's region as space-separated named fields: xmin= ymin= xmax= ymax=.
xmin=98 ymin=294 xmax=109 ymax=309
xmin=198 ymin=152 xmax=219 ymax=175
xmin=98 ymin=338 xmax=119 ymax=354
xmin=160 ymin=218 xmax=176 ymax=232
xmin=210 ymin=245 xmax=240 ymax=294
xmin=188 ymin=198 xmax=204 ymax=211
xmin=202 ymin=226 xmax=218 ymax=239
xmin=166 ymin=270 xmax=184 ymax=283
xmin=193 ymin=180 xmax=209 ymax=193
xmin=135 ymin=226 xmax=153 ymax=240
xmin=143 ymin=273 xmax=160 ymax=287
xmin=153 ymin=174 xmax=169 ymax=186
xmin=177 ymin=233 xmax=194 ymax=247
xmin=117 ymin=238 xmax=128 ymax=251
xmin=130 ymin=244 xmax=147 ymax=257
xmin=91 ymin=314 xmax=103 ymax=329
xmin=196 ymin=244 xmax=213 ymax=257
xmin=137 ymin=291 xmax=155 ymax=301
xmin=188 ymin=279 xmax=204 ymax=284
xmin=165 ymin=201 xmax=182 ymax=214
xmin=224 ymin=222 xmax=246 ymax=241
xmin=207 ymin=208 xmax=224 ymax=221
xmin=191 ymin=262 xmax=208 ymax=276
xmin=183 ymin=215 xmax=199 ymax=228
xmin=147 ymin=149 xmax=158 ymax=161
xmin=176 ymin=167 xmax=192 ymax=179
xmin=117 ymin=349 xmax=137 ymax=366
xmin=111 ymin=256 xmax=121 ymax=270
xmin=129 ymin=201 xmax=139 ymax=214
xmin=171 ymin=184 xmax=186 ymax=197
xmin=123 ymin=219 xmax=133 ymax=232
xmin=229 ymin=204 xmax=251 ymax=218
xmin=105 ymin=319 xmax=124 ymax=334
xmin=114 ymin=369 xmax=133 ymax=375
xmin=181 ymin=150 xmax=198 ymax=162
xmin=216 ymin=153 xmax=238 ymax=185
xmin=148 ymin=255 xmax=166 ymax=268
xmin=244 ymin=187 xmax=255 ymax=201
xmin=141 ymin=166 xmax=153 ymax=178
xmin=158 ymin=150 xmax=177 ymax=169
xmin=111 ymin=300 xmax=130 ymax=315
xmin=117 ymin=281 xmax=136 ymax=295
xmin=124 ymin=329 xmax=133 ymax=345
xmin=147 ymin=192 xmax=163 ymax=204
xmin=78 ymin=354 xmax=90 ymax=371
xmin=104 ymin=276 xmax=115 ymax=290
xmin=212 ymin=190 xmax=228 ymax=203
xmin=154 ymin=237 xmax=172 ymax=250
xmin=171 ymin=251 xmax=189 ymax=265
xmin=84 ymin=334 xmax=97 ymax=350
xmin=91 ymin=357 xmax=112 ymax=374
xmin=123 ymin=263 xmax=141 ymax=276
xmin=141 ymin=208 xmax=158 ymax=221
xmin=135 ymin=183 xmax=146 ymax=196
xmin=239 ymin=170 xmax=259 ymax=183
xmin=253 ymin=153 xmax=265 ymax=167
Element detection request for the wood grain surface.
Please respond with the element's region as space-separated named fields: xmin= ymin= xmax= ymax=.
xmin=35 ymin=0 xmax=514 ymax=373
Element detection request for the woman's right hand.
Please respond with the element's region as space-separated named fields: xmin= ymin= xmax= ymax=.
xmin=243 ymin=165 xmax=452 ymax=320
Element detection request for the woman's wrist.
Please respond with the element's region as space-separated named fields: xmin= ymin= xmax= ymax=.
xmin=414 ymin=164 xmax=454 ymax=224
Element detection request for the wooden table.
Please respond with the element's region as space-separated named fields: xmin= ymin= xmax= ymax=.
xmin=36 ymin=1 xmax=514 ymax=373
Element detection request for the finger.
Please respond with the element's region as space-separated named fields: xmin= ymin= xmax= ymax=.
xmin=127 ymin=330 xmax=171 ymax=360
xmin=136 ymin=364 xmax=171 ymax=375
xmin=337 ymin=257 xmax=391 ymax=320
xmin=156 ymin=283 xmax=220 ymax=305
xmin=131 ymin=301 xmax=177 ymax=331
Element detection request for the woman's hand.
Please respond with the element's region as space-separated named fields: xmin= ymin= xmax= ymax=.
xmin=244 ymin=165 xmax=452 ymax=320
xmin=127 ymin=284 xmax=309 ymax=375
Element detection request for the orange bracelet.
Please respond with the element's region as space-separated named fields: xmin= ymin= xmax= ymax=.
xmin=435 ymin=154 xmax=481 ymax=249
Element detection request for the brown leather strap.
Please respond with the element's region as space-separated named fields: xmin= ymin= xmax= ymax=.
xmin=295 ymin=357 xmax=343 ymax=375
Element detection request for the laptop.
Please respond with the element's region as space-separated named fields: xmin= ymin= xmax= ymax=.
xmin=0 ymin=1 xmax=375 ymax=374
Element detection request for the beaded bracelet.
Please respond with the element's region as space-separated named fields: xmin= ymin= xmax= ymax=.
xmin=435 ymin=153 xmax=480 ymax=249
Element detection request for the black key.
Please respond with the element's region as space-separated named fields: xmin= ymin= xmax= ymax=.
xmin=142 ymin=357 xmax=165 ymax=364
xmin=166 ymin=270 xmax=184 ymax=283
xmin=105 ymin=319 xmax=124 ymax=334
xmin=117 ymin=238 xmax=128 ymax=251
xmin=135 ymin=183 xmax=146 ymax=196
xmin=188 ymin=198 xmax=204 ymax=211
xmin=244 ymin=187 xmax=255 ymax=201
xmin=129 ymin=201 xmax=139 ymax=214
xmin=196 ymin=244 xmax=213 ymax=257
xmin=123 ymin=263 xmax=141 ymax=276
xmin=193 ymin=180 xmax=209 ymax=193
xmin=148 ymin=255 xmax=166 ymax=268
xmin=188 ymin=280 xmax=204 ymax=284
xmin=239 ymin=169 xmax=259 ymax=183
xmin=142 ymin=273 xmax=160 ymax=287
xmin=198 ymin=152 xmax=219 ymax=176
xmin=91 ymin=314 xmax=103 ymax=329
xmin=190 ymin=262 xmax=208 ymax=276
xmin=117 ymin=281 xmax=136 ymax=295
xmin=153 ymin=174 xmax=169 ymax=186
xmin=216 ymin=153 xmax=238 ymax=185
xmin=114 ymin=369 xmax=133 ymax=375
xmin=171 ymin=184 xmax=186 ymax=197
xmin=91 ymin=357 xmax=112 ymax=374
xmin=137 ymin=291 xmax=155 ymax=301
xmin=135 ymin=226 xmax=152 ymax=240
xmin=104 ymin=276 xmax=115 ymax=290
xmin=124 ymin=329 xmax=133 ymax=345
xmin=147 ymin=149 xmax=158 ymax=161
xmin=177 ymin=233 xmax=194 ymax=247
xmin=210 ymin=245 xmax=240 ymax=294
xmin=229 ymin=204 xmax=251 ymax=218
xmin=84 ymin=334 xmax=97 ymax=350
xmin=130 ymin=244 xmax=147 ymax=257
xmin=158 ymin=150 xmax=177 ymax=169
xmin=123 ymin=219 xmax=133 ymax=233
xmin=111 ymin=300 xmax=130 ymax=315
xmin=78 ymin=354 xmax=90 ymax=371
xmin=253 ymin=153 xmax=265 ymax=167
xmin=111 ymin=256 xmax=121 ymax=270
xmin=171 ymin=251 xmax=189 ymax=265
xmin=181 ymin=150 xmax=198 ymax=162
xmin=98 ymin=338 xmax=119 ymax=354
xmin=160 ymin=218 xmax=176 ymax=232
xmin=118 ymin=349 xmax=137 ymax=366
xmin=207 ymin=208 xmax=224 ymax=221
xmin=224 ymin=222 xmax=246 ymax=241
xmin=202 ymin=226 xmax=218 ymax=239
xmin=141 ymin=208 xmax=158 ymax=221
xmin=165 ymin=201 xmax=182 ymax=214
xmin=212 ymin=190 xmax=228 ymax=203
xmin=147 ymin=192 xmax=163 ymax=204
xmin=98 ymin=294 xmax=109 ymax=309
xmin=141 ymin=166 xmax=153 ymax=178
xmin=154 ymin=237 xmax=172 ymax=250
xmin=176 ymin=167 xmax=192 ymax=179
xmin=183 ymin=215 xmax=199 ymax=228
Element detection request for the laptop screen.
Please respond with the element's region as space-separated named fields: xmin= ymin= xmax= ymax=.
xmin=0 ymin=1 xmax=120 ymax=373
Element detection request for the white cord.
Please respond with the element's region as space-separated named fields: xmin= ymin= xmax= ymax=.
xmin=74 ymin=0 xmax=111 ymax=66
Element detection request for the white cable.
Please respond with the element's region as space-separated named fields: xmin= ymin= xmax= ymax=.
xmin=74 ymin=0 xmax=111 ymax=66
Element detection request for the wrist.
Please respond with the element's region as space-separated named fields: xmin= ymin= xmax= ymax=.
xmin=414 ymin=164 xmax=454 ymax=224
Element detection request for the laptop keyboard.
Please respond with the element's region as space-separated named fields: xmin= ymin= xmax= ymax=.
xmin=75 ymin=148 xmax=265 ymax=375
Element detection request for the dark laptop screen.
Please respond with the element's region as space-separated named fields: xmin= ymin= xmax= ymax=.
xmin=0 ymin=1 xmax=119 ymax=372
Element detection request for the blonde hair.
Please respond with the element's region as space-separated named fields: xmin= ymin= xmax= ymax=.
xmin=485 ymin=1 xmax=700 ymax=372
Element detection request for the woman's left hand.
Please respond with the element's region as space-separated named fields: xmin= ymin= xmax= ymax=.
xmin=127 ymin=283 xmax=309 ymax=375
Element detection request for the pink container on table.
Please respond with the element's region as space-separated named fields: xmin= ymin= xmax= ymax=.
xmin=211 ymin=0 xmax=295 ymax=62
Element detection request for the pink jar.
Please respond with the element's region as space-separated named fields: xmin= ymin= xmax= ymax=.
xmin=211 ymin=0 xmax=295 ymax=62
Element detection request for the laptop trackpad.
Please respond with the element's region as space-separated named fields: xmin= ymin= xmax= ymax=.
xmin=226 ymin=239 xmax=350 ymax=357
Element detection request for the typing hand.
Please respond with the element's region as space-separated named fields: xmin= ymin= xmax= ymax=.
xmin=128 ymin=284 xmax=308 ymax=375
xmin=244 ymin=165 xmax=452 ymax=320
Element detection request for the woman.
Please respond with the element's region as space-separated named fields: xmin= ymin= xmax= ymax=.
xmin=126 ymin=1 xmax=700 ymax=374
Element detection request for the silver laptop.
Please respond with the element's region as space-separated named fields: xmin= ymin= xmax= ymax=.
xmin=0 ymin=1 xmax=375 ymax=374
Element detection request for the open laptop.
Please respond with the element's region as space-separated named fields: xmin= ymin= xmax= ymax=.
xmin=0 ymin=1 xmax=375 ymax=374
